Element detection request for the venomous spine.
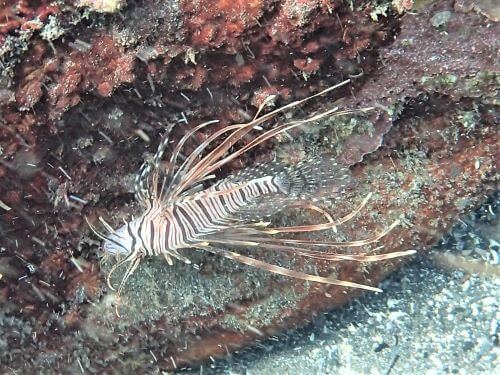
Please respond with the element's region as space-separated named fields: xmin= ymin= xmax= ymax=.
xmin=88 ymin=80 xmax=415 ymax=294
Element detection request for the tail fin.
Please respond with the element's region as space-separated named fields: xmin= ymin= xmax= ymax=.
xmin=275 ymin=156 xmax=352 ymax=198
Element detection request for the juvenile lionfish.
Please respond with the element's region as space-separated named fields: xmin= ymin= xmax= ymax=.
xmin=88 ymin=80 xmax=415 ymax=295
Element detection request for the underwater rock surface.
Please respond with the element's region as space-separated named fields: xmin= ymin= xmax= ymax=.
xmin=0 ymin=0 xmax=498 ymax=372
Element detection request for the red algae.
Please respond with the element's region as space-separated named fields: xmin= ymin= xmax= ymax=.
xmin=15 ymin=34 xmax=135 ymax=114
xmin=0 ymin=0 xmax=498 ymax=372
xmin=181 ymin=0 xmax=267 ymax=48
xmin=0 ymin=0 xmax=59 ymax=44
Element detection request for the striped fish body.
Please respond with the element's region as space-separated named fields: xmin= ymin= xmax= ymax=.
xmin=104 ymin=174 xmax=280 ymax=256
xmin=119 ymin=175 xmax=281 ymax=256
xmin=97 ymin=83 xmax=412 ymax=295
xmin=171 ymin=175 xmax=281 ymax=245
xmin=110 ymin=157 xmax=351 ymax=258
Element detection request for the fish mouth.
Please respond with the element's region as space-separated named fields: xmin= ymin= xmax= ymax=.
xmin=103 ymin=233 xmax=130 ymax=255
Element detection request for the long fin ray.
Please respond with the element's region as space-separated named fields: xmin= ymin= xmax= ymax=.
xmin=264 ymin=193 xmax=372 ymax=234
xmin=168 ymin=80 xmax=365 ymax=199
xmin=212 ymin=220 xmax=400 ymax=248
xmin=197 ymin=245 xmax=383 ymax=292
xmin=201 ymin=237 xmax=416 ymax=262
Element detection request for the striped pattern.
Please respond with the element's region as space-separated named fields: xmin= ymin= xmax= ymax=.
xmin=123 ymin=175 xmax=282 ymax=256
xmin=103 ymin=156 xmax=351 ymax=259
xmin=98 ymin=82 xmax=414 ymax=295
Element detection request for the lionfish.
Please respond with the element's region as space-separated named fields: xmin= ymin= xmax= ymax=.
xmin=88 ymin=80 xmax=415 ymax=295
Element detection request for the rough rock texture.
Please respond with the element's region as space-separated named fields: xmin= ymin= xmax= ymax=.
xmin=0 ymin=0 xmax=498 ymax=372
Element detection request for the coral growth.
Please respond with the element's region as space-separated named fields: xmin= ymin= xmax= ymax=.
xmin=0 ymin=0 xmax=59 ymax=44
xmin=0 ymin=0 xmax=498 ymax=372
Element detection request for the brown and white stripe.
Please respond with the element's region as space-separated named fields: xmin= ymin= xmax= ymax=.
xmin=94 ymin=79 xmax=415 ymax=295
